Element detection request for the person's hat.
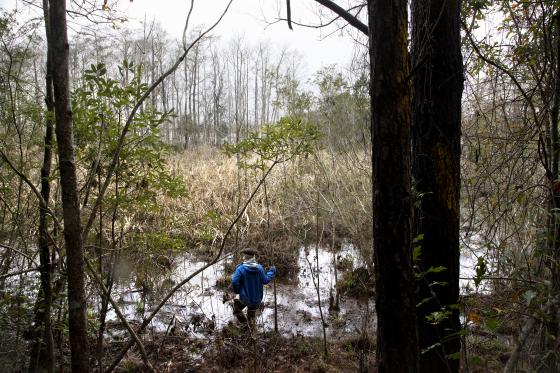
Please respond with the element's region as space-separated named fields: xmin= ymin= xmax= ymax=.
xmin=240 ymin=248 xmax=258 ymax=257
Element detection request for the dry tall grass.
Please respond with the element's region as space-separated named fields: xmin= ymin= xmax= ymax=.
xmin=155 ymin=145 xmax=372 ymax=267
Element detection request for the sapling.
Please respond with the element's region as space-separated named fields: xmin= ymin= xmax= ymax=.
xmin=223 ymin=116 xmax=321 ymax=332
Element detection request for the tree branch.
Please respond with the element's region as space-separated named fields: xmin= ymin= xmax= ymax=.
xmin=84 ymin=257 xmax=154 ymax=373
xmin=0 ymin=149 xmax=62 ymax=230
xmin=0 ymin=243 xmax=39 ymax=267
xmin=314 ymin=0 xmax=368 ymax=35
xmin=286 ymin=0 xmax=293 ymax=30
xmin=0 ymin=267 xmax=39 ymax=280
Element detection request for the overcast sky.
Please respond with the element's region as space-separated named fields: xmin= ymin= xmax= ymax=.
xmin=0 ymin=0 xmax=362 ymax=76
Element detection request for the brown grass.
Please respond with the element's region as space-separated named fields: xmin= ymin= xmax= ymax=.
xmin=151 ymin=145 xmax=372 ymax=268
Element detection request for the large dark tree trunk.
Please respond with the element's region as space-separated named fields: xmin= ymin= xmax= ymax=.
xmin=49 ymin=0 xmax=90 ymax=371
xmin=28 ymin=2 xmax=55 ymax=371
xmin=411 ymin=0 xmax=463 ymax=371
xmin=369 ymin=1 xmax=419 ymax=372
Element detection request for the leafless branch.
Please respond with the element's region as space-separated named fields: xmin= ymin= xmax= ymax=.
xmin=0 ymin=243 xmax=39 ymax=267
xmin=84 ymin=257 xmax=155 ymax=372
xmin=314 ymin=0 xmax=368 ymax=35
xmin=0 ymin=149 xmax=62 ymax=230
xmin=0 ymin=267 xmax=39 ymax=280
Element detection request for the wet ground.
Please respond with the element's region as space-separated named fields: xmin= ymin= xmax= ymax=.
xmin=106 ymin=244 xmax=374 ymax=341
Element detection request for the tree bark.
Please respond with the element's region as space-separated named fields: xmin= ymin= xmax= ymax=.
xmin=28 ymin=2 xmax=55 ymax=371
xmin=369 ymin=0 xmax=419 ymax=372
xmin=411 ymin=0 xmax=463 ymax=371
xmin=49 ymin=0 xmax=90 ymax=371
xmin=543 ymin=14 xmax=560 ymax=373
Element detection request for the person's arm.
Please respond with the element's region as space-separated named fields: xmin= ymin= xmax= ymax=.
xmin=231 ymin=265 xmax=242 ymax=293
xmin=260 ymin=265 xmax=277 ymax=284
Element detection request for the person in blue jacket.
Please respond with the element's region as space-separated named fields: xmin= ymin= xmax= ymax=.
xmin=231 ymin=248 xmax=277 ymax=325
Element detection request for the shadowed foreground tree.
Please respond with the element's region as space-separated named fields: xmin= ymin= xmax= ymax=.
xmin=291 ymin=0 xmax=420 ymax=370
xmin=28 ymin=0 xmax=56 ymax=371
xmin=368 ymin=0 xmax=419 ymax=371
xmin=302 ymin=0 xmax=463 ymax=370
xmin=411 ymin=0 xmax=463 ymax=371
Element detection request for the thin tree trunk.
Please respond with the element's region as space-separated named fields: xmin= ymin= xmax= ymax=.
xmin=49 ymin=0 xmax=90 ymax=371
xmin=544 ymin=14 xmax=560 ymax=373
xmin=28 ymin=2 xmax=55 ymax=371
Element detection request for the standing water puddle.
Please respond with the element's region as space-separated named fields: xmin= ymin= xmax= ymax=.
xmin=101 ymin=237 xmax=490 ymax=340
xmin=107 ymin=245 xmax=374 ymax=339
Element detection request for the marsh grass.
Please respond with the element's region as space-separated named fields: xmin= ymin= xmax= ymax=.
xmin=144 ymin=145 xmax=372 ymax=273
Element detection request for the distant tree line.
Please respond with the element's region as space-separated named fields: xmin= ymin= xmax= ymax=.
xmin=68 ymin=23 xmax=369 ymax=150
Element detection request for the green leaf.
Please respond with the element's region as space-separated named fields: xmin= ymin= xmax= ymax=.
xmin=523 ymin=290 xmax=536 ymax=306
xmin=485 ymin=317 xmax=499 ymax=331
xmin=417 ymin=296 xmax=434 ymax=307
xmin=413 ymin=245 xmax=422 ymax=262
xmin=446 ymin=352 xmax=461 ymax=360
xmin=413 ymin=233 xmax=424 ymax=243
xmin=426 ymin=266 xmax=447 ymax=273
xmin=421 ymin=343 xmax=441 ymax=354
xmin=473 ymin=256 xmax=487 ymax=288
xmin=429 ymin=281 xmax=449 ymax=288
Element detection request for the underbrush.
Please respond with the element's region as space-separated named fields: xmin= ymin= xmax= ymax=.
xmin=336 ymin=266 xmax=375 ymax=298
xmin=110 ymin=327 xmax=376 ymax=372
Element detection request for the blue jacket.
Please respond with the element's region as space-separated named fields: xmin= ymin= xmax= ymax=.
xmin=231 ymin=260 xmax=276 ymax=308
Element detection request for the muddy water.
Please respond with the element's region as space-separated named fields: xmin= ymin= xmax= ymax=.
xmin=104 ymin=236 xmax=490 ymax=341
xmin=107 ymin=245 xmax=374 ymax=339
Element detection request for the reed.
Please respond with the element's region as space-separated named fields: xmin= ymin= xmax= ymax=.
xmin=152 ymin=145 xmax=372 ymax=267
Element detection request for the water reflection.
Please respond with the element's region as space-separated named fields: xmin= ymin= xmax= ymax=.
xmin=107 ymin=244 xmax=375 ymax=339
xmin=106 ymin=239 xmax=486 ymax=340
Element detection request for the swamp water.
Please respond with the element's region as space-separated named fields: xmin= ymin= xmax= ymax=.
xmin=106 ymin=245 xmax=374 ymax=340
xmin=105 ymin=240 xmax=489 ymax=341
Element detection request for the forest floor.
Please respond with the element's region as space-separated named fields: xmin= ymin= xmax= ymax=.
xmin=108 ymin=321 xmax=510 ymax=373
xmin=111 ymin=325 xmax=375 ymax=372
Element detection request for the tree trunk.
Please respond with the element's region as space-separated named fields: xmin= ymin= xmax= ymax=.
xmin=28 ymin=2 xmax=55 ymax=371
xmin=49 ymin=0 xmax=90 ymax=371
xmin=543 ymin=14 xmax=560 ymax=373
xmin=369 ymin=0 xmax=419 ymax=372
xmin=411 ymin=0 xmax=463 ymax=371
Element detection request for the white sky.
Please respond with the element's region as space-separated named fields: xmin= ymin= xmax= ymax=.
xmin=0 ymin=0 xmax=361 ymax=76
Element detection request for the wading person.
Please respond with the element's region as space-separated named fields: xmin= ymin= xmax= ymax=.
xmin=231 ymin=248 xmax=276 ymax=327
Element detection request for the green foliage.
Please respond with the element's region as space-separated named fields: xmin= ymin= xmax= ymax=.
xmin=336 ymin=267 xmax=374 ymax=297
xmin=222 ymin=116 xmax=321 ymax=170
xmin=412 ymin=234 xmax=424 ymax=262
xmin=473 ymin=256 xmax=487 ymax=288
xmin=72 ymin=61 xmax=186 ymax=215
xmin=275 ymin=75 xmax=312 ymax=117
xmin=426 ymin=266 xmax=447 ymax=274
xmin=310 ymin=68 xmax=370 ymax=150
xmin=426 ymin=308 xmax=452 ymax=325
xmin=523 ymin=289 xmax=536 ymax=306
